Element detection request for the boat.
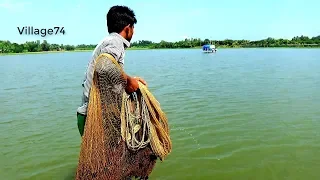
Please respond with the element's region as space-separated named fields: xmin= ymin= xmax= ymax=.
xmin=202 ymin=44 xmax=217 ymax=53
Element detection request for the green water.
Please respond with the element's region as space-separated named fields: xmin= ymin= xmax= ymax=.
xmin=1 ymin=49 xmax=320 ymax=180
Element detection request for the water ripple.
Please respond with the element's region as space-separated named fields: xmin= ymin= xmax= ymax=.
xmin=1 ymin=49 xmax=320 ymax=179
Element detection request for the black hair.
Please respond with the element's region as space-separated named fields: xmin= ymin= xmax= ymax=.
xmin=107 ymin=5 xmax=137 ymax=33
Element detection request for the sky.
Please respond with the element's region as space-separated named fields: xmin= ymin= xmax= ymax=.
xmin=0 ymin=0 xmax=319 ymax=45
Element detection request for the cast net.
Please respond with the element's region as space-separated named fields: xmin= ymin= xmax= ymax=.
xmin=75 ymin=53 xmax=172 ymax=180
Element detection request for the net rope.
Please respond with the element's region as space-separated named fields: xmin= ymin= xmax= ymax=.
xmin=75 ymin=53 xmax=172 ymax=180
xmin=123 ymin=92 xmax=151 ymax=151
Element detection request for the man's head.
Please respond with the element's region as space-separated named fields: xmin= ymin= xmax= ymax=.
xmin=107 ymin=5 xmax=137 ymax=42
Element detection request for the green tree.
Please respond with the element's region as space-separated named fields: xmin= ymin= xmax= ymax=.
xmin=50 ymin=44 xmax=61 ymax=51
xmin=41 ymin=40 xmax=50 ymax=51
xmin=11 ymin=43 xmax=24 ymax=53
xmin=0 ymin=41 xmax=13 ymax=53
xmin=204 ymin=39 xmax=210 ymax=44
xmin=65 ymin=45 xmax=75 ymax=51
xmin=25 ymin=41 xmax=39 ymax=52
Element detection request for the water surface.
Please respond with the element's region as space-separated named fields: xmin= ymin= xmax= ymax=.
xmin=1 ymin=48 xmax=320 ymax=179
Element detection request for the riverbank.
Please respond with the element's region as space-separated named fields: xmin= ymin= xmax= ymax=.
xmin=0 ymin=48 xmax=150 ymax=56
xmin=0 ymin=50 xmax=89 ymax=56
xmin=1 ymin=46 xmax=320 ymax=56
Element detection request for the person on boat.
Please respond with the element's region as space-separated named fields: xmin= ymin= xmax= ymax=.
xmin=77 ymin=5 xmax=146 ymax=137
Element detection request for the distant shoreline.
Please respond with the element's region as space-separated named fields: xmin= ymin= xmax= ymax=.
xmin=1 ymin=35 xmax=319 ymax=55
xmin=1 ymin=46 xmax=320 ymax=56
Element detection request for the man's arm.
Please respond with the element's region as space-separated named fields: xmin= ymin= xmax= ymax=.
xmin=99 ymin=43 xmax=147 ymax=91
xmin=122 ymin=72 xmax=147 ymax=93
xmin=123 ymin=72 xmax=139 ymax=93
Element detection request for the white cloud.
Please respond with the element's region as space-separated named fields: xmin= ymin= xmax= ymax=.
xmin=0 ymin=0 xmax=31 ymax=12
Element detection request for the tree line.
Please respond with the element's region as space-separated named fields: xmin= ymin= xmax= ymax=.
xmin=1 ymin=35 xmax=320 ymax=53
xmin=131 ymin=35 xmax=320 ymax=48
xmin=0 ymin=40 xmax=97 ymax=54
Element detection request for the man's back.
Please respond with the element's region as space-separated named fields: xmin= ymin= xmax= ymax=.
xmin=77 ymin=32 xmax=130 ymax=115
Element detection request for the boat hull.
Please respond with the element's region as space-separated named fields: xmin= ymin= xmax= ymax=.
xmin=202 ymin=49 xmax=217 ymax=53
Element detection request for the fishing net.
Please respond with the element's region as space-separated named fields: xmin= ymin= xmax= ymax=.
xmin=75 ymin=53 xmax=172 ymax=180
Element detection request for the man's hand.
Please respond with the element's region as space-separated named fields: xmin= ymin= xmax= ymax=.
xmin=125 ymin=76 xmax=139 ymax=93
xmin=123 ymin=73 xmax=147 ymax=93
xmin=133 ymin=76 xmax=147 ymax=86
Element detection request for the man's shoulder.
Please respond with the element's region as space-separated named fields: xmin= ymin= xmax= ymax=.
xmin=93 ymin=35 xmax=124 ymax=55
xmin=95 ymin=35 xmax=116 ymax=49
xmin=99 ymin=34 xmax=124 ymax=47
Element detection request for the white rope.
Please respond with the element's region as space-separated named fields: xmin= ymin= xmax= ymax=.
xmin=124 ymin=92 xmax=151 ymax=151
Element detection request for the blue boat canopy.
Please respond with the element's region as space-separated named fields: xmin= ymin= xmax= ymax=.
xmin=202 ymin=44 xmax=211 ymax=50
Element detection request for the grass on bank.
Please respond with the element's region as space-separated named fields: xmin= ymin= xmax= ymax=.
xmin=0 ymin=47 xmax=151 ymax=56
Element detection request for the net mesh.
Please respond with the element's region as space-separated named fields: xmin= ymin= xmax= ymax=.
xmin=75 ymin=54 xmax=172 ymax=180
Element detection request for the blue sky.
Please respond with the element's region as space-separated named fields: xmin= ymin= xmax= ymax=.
xmin=1 ymin=0 xmax=319 ymax=45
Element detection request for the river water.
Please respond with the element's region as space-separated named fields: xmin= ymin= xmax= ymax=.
xmin=1 ymin=48 xmax=320 ymax=179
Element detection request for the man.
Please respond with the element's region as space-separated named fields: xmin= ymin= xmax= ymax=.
xmin=76 ymin=6 xmax=158 ymax=180
xmin=77 ymin=5 xmax=146 ymax=136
